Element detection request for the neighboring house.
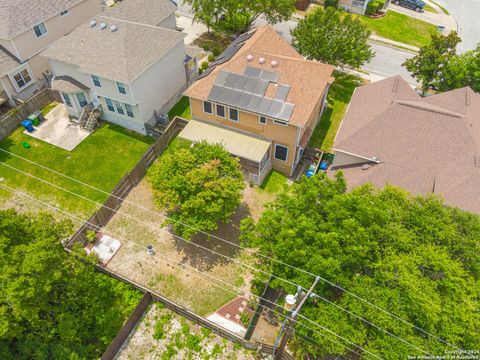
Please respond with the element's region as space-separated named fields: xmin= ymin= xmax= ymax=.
xmin=330 ymin=75 xmax=480 ymax=214
xmin=0 ymin=0 xmax=102 ymax=106
xmin=182 ymin=25 xmax=334 ymax=184
xmin=41 ymin=0 xmax=187 ymax=134
xmin=337 ymin=0 xmax=376 ymax=14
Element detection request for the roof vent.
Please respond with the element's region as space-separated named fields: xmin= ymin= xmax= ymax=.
xmin=361 ymin=164 xmax=370 ymax=171
xmin=89 ymin=20 xmax=97 ymax=27
xmin=99 ymin=22 xmax=107 ymax=30
xmin=246 ymin=54 xmax=254 ymax=62
xmin=258 ymin=57 xmax=266 ymax=65
xmin=271 ymin=60 xmax=278 ymax=67
xmin=110 ymin=24 xmax=117 ymax=32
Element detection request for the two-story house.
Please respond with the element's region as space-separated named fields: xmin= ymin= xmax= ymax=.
xmin=41 ymin=0 xmax=187 ymax=134
xmin=0 ymin=0 xmax=101 ymax=106
xmin=182 ymin=25 xmax=334 ymax=183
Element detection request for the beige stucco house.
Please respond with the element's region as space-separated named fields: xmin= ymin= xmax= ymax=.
xmin=182 ymin=25 xmax=334 ymax=183
xmin=0 ymin=0 xmax=102 ymax=106
xmin=42 ymin=0 xmax=188 ymax=134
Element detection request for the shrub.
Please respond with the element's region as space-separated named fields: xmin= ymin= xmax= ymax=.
xmin=365 ymin=1 xmax=378 ymax=15
xmin=324 ymin=0 xmax=339 ymax=7
xmin=185 ymin=334 xmax=202 ymax=352
xmin=200 ymin=61 xmax=209 ymax=71
xmin=208 ymin=54 xmax=216 ymax=62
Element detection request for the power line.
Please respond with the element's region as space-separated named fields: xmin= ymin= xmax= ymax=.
xmin=0 ymin=156 xmax=459 ymax=350
xmin=0 ymin=182 xmax=385 ymax=360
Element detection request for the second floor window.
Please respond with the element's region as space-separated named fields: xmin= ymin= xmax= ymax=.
xmin=216 ymin=104 xmax=225 ymax=118
xmin=116 ymin=82 xmax=126 ymax=95
xmin=33 ymin=23 xmax=47 ymax=38
xmin=259 ymin=116 xmax=267 ymax=125
xmin=91 ymin=75 xmax=101 ymax=87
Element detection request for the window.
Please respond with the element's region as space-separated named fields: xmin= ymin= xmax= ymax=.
xmin=124 ymin=103 xmax=134 ymax=118
xmin=33 ymin=23 xmax=47 ymax=38
xmin=60 ymin=9 xmax=69 ymax=16
xmin=273 ymin=119 xmax=288 ymax=126
xmin=229 ymin=108 xmax=238 ymax=122
xmin=62 ymin=92 xmax=72 ymax=107
xmin=114 ymin=100 xmax=124 ymax=115
xmin=274 ymin=144 xmax=289 ymax=162
xmin=259 ymin=116 xmax=267 ymax=125
xmin=203 ymin=101 xmax=213 ymax=114
xmin=116 ymin=82 xmax=126 ymax=95
xmin=91 ymin=75 xmax=101 ymax=87
xmin=105 ymin=98 xmax=115 ymax=112
xmin=12 ymin=69 xmax=32 ymax=89
xmin=216 ymin=104 xmax=225 ymax=118
xmin=75 ymin=92 xmax=88 ymax=107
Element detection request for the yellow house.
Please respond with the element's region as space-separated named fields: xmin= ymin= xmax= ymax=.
xmin=182 ymin=25 xmax=334 ymax=184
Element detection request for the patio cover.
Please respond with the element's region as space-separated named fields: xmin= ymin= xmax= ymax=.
xmin=51 ymin=75 xmax=89 ymax=94
xmin=179 ymin=120 xmax=271 ymax=163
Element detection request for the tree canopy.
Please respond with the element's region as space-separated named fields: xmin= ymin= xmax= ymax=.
xmin=185 ymin=0 xmax=296 ymax=35
xmin=0 ymin=210 xmax=141 ymax=360
xmin=149 ymin=140 xmax=245 ymax=239
xmin=241 ymin=174 xmax=480 ymax=359
xmin=291 ymin=7 xmax=374 ymax=68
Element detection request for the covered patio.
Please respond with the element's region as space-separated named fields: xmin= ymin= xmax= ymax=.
xmin=178 ymin=120 xmax=272 ymax=185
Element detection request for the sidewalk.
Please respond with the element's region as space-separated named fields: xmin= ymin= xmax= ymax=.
xmin=369 ymin=35 xmax=420 ymax=52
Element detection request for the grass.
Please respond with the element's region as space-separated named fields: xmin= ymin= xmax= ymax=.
xmin=258 ymin=171 xmax=288 ymax=194
xmin=308 ymin=71 xmax=364 ymax=152
xmin=168 ymin=96 xmax=191 ymax=120
xmin=357 ymin=11 xmax=438 ymax=48
xmin=423 ymin=4 xmax=438 ymax=13
xmin=39 ymin=101 xmax=59 ymax=116
xmin=429 ymin=0 xmax=449 ymax=14
xmin=0 ymin=123 xmax=154 ymax=216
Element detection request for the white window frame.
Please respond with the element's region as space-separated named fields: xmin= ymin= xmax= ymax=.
xmin=91 ymin=75 xmax=102 ymax=88
xmin=203 ymin=101 xmax=213 ymax=114
xmin=259 ymin=116 xmax=267 ymax=125
xmin=116 ymin=82 xmax=127 ymax=95
xmin=215 ymin=104 xmax=225 ymax=118
xmin=273 ymin=119 xmax=288 ymax=127
xmin=105 ymin=97 xmax=115 ymax=112
xmin=60 ymin=9 xmax=69 ymax=16
xmin=75 ymin=92 xmax=88 ymax=108
xmin=124 ymin=103 xmax=135 ymax=118
xmin=228 ymin=107 xmax=239 ymax=122
xmin=62 ymin=92 xmax=72 ymax=107
xmin=114 ymin=100 xmax=125 ymax=115
xmin=33 ymin=22 xmax=48 ymax=38
xmin=9 ymin=65 xmax=34 ymax=92
xmin=274 ymin=144 xmax=289 ymax=163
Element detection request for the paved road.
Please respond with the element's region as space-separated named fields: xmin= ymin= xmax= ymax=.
xmin=430 ymin=0 xmax=480 ymax=52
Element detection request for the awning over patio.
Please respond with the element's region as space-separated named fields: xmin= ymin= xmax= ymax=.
xmin=179 ymin=120 xmax=271 ymax=163
xmin=51 ymin=75 xmax=89 ymax=94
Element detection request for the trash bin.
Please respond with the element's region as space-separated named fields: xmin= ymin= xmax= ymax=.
xmin=28 ymin=111 xmax=42 ymax=126
xmin=20 ymin=120 xmax=34 ymax=133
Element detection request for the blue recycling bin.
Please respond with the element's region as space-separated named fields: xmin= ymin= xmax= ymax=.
xmin=319 ymin=160 xmax=329 ymax=171
xmin=21 ymin=119 xmax=34 ymax=133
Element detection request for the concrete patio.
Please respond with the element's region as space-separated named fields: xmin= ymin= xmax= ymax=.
xmin=23 ymin=103 xmax=90 ymax=151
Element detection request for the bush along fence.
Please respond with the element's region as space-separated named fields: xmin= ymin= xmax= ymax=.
xmin=0 ymin=88 xmax=61 ymax=141
xmin=65 ymin=116 xmax=295 ymax=360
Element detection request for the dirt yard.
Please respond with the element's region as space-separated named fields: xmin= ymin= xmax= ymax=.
xmin=116 ymin=302 xmax=257 ymax=360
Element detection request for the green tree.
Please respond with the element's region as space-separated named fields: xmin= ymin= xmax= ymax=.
xmin=185 ymin=0 xmax=296 ymax=36
xmin=403 ymin=31 xmax=461 ymax=95
xmin=241 ymin=174 xmax=480 ymax=359
xmin=0 ymin=210 xmax=142 ymax=359
xmin=291 ymin=7 xmax=374 ymax=68
xmin=437 ymin=46 xmax=480 ymax=93
xmin=149 ymin=141 xmax=245 ymax=239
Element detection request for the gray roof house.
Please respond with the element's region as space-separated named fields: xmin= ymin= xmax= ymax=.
xmin=0 ymin=0 xmax=101 ymax=105
xmin=330 ymin=75 xmax=480 ymax=214
xmin=42 ymin=0 xmax=188 ymax=135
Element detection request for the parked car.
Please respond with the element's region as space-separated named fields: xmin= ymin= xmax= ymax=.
xmin=394 ymin=0 xmax=426 ymax=12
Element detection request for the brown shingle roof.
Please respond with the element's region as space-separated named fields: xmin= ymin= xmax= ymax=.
xmin=331 ymin=76 xmax=480 ymax=214
xmin=101 ymin=0 xmax=176 ymax=26
xmin=184 ymin=25 xmax=335 ymax=128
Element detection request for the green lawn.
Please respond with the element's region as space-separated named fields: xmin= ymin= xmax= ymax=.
xmin=168 ymin=96 xmax=191 ymax=120
xmin=308 ymin=71 xmax=364 ymax=152
xmin=0 ymin=123 xmax=154 ymax=216
xmin=423 ymin=4 xmax=438 ymax=13
xmin=258 ymin=171 xmax=288 ymax=194
xmin=358 ymin=11 xmax=438 ymax=48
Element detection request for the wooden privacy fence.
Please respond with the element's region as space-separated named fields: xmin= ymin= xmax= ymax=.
xmin=66 ymin=116 xmax=188 ymax=249
xmin=0 ymin=88 xmax=61 ymax=141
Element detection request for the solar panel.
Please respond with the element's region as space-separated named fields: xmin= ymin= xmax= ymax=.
xmin=275 ymin=84 xmax=290 ymax=101
xmin=260 ymin=70 xmax=279 ymax=83
xmin=238 ymin=92 xmax=252 ymax=108
xmin=247 ymin=95 xmax=262 ymax=113
xmin=258 ymin=98 xmax=273 ymax=114
xmin=208 ymin=85 xmax=222 ymax=102
xmin=278 ymin=103 xmax=294 ymax=121
xmin=244 ymin=66 xmax=262 ymax=79
xmin=227 ymin=88 xmax=242 ymax=106
xmin=269 ymin=100 xmax=283 ymax=118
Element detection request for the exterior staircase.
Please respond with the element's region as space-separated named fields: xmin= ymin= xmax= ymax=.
xmin=78 ymin=103 xmax=102 ymax=132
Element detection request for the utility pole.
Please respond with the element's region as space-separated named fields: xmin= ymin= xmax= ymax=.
xmin=274 ymin=276 xmax=320 ymax=360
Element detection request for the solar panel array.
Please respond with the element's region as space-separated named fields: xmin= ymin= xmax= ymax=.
xmin=243 ymin=66 xmax=279 ymax=83
xmin=208 ymin=70 xmax=294 ymax=121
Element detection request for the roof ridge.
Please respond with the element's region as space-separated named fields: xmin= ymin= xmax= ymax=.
xmin=97 ymin=15 xmax=183 ymax=34
xmin=394 ymin=99 xmax=465 ymax=118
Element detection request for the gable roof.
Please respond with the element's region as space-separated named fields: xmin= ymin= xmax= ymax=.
xmin=184 ymin=25 xmax=335 ymax=128
xmin=331 ymin=76 xmax=480 ymax=214
xmin=41 ymin=15 xmax=185 ymax=83
xmin=0 ymin=44 xmax=21 ymax=76
xmin=101 ymin=0 xmax=176 ymax=26
xmin=0 ymin=0 xmax=85 ymax=40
